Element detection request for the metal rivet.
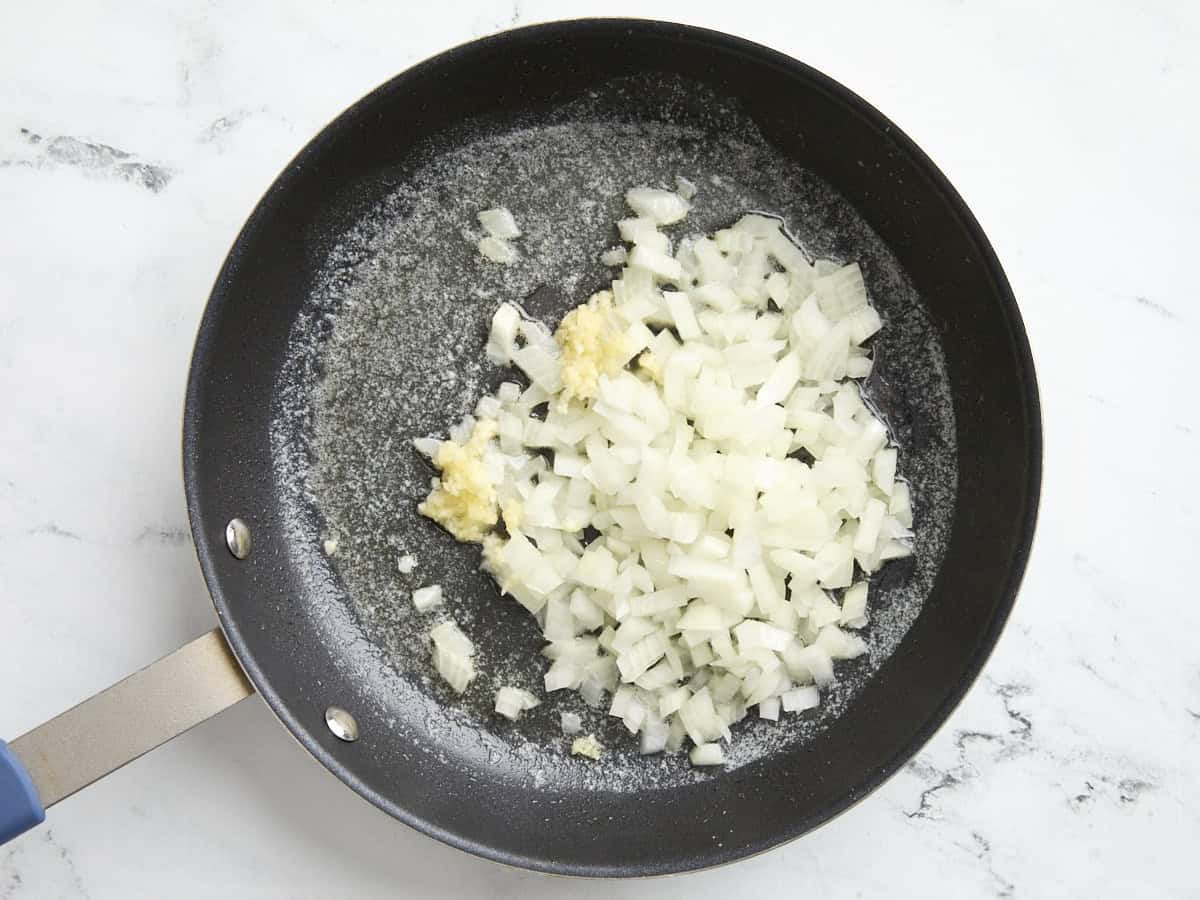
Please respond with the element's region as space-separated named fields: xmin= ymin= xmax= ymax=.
xmin=325 ymin=706 xmax=359 ymax=742
xmin=225 ymin=518 xmax=251 ymax=560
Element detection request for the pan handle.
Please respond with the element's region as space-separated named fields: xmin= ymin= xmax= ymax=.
xmin=0 ymin=628 xmax=253 ymax=844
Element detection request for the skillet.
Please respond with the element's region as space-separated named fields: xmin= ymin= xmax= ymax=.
xmin=0 ymin=19 xmax=1041 ymax=877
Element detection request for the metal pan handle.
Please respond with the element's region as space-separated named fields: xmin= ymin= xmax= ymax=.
xmin=0 ymin=628 xmax=252 ymax=844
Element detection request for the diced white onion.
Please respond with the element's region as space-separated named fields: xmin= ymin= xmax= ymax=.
xmin=495 ymin=686 xmax=540 ymax=720
xmin=758 ymin=696 xmax=781 ymax=720
xmin=840 ymin=582 xmax=869 ymax=628
xmin=419 ymin=195 xmax=912 ymax=767
xmin=629 ymin=245 xmax=683 ymax=282
xmin=478 ymin=236 xmax=518 ymax=264
xmin=689 ymin=742 xmax=726 ymax=766
xmin=625 ymin=187 xmax=690 ymax=225
xmin=412 ymin=584 xmax=443 ymax=612
xmin=781 ymin=685 xmax=820 ymax=712
xmin=478 ymin=207 xmax=522 ymax=240
xmin=486 ymin=302 xmax=521 ymax=364
xmin=430 ymin=621 xmax=475 ymax=694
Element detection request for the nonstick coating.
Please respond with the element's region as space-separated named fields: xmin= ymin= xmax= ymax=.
xmin=183 ymin=20 xmax=1041 ymax=876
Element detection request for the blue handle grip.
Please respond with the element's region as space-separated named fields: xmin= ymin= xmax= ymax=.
xmin=0 ymin=739 xmax=44 ymax=843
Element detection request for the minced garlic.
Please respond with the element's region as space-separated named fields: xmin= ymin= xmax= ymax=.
xmin=417 ymin=419 xmax=499 ymax=541
xmin=554 ymin=290 xmax=631 ymax=408
xmin=570 ymin=733 xmax=603 ymax=760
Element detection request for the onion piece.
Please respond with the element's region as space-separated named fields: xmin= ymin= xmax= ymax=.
xmin=478 ymin=236 xmax=518 ymax=264
xmin=478 ymin=207 xmax=521 ymax=240
xmin=430 ymin=621 xmax=476 ymax=694
xmin=412 ymin=584 xmax=444 ymax=612
xmin=495 ymin=686 xmax=540 ymax=720
xmin=689 ymin=743 xmax=726 ymax=766
xmin=840 ymin=582 xmax=869 ymax=628
xmin=781 ymin=685 xmax=820 ymax=712
xmin=625 ymin=187 xmax=690 ymax=225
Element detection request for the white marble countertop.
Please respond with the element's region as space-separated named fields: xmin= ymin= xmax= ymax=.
xmin=1 ymin=2 xmax=1196 ymax=897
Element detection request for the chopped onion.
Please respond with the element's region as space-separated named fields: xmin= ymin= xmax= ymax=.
xmin=430 ymin=621 xmax=475 ymax=694
xmin=478 ymin=207 xmax=522 ymax=240
xmin=759 ymin=696 xmax=781 ymax=720
xmin=412 ymin=584 xmax=443 ymax=612
xmin=478 ymin=236 xmax=518 ymax=264
xmin=873 ymin=448 xmax=897 ymax=496
xmin=418 ymin=190 xmax=913 ymax=766
xmin=781 ymin=685 xmax=820 ymax=712
xmin=814 ymin=263 xmax=867 ymax=319
xmin=624 ymin=187 xmax=690 ymax=225
xmin=890 ymin=481 xmax=913 ymax=528
xmin=688 ymin=742 xmax=726 ymax=766
xmin=511 ymin=344 xmax=562 ymax=394
xmin=629 ymin=245 xmax=683 ymax=282
xmin=494 ymin=685 xmax=540 ymax=720
xmin=486 ymin=302 xmax=521 ymax=364
xmin=840 ymin=582 xmax=869 ymax=628
xmin=853 ymin=498 xmax=887 ymax=554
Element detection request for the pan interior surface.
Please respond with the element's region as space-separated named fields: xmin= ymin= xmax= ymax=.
xmin=185 ymin=21 xmax=1039 ymax=876
xmin=273 ymin=75 xmax=957 ymax=786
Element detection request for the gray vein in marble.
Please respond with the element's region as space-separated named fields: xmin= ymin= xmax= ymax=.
xmin=1132 ymin=295 xmax=1179 ymax=321
xmin=1076 ymin=658 xmax=1130 ymax=699
xmin=904 ymin=679 xmax=1037 ymax=820
xmin=906 ymin=674 xmax=1165 ymax=826
xmin=905 ymin=764 xmax=962 ymax=821
xmin=891 ymin=674 xmax=1174 ymax=896
xmin=133 ymin=525 xmax=191 ymax=546
xmin=1069 ymin=780 xmax=1098 ymax=811
xmin=200 ymin=111 xmax=248 ymax=145
xmin=10 ymin=521 xmax=191 ymax=547
xmin=1116 ymin=778 xmax=1156 ymax=804
xmin=991 ymin=681 xmax=1033 ymax=737
xmin=964 ymin=831 xmax=1014 ymax=898
xmin=44 ymin=831 xmax=87 ymax=900
xmin=0 ymin=863 xmax=20 ymax=900
xmin=906 ymin=729 xmax=1009 ymax=821
xmin=1072 ymin=772 xmax=1160 ymax=810
xmin=0 ymin=830 xmax=87 ymax=900
xmin=1 ymin=129 xmax=172 ymax=192
xmin=25 ymin=523 xmax=82 ymax=542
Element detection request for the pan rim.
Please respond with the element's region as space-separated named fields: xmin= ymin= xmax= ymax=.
xmin=182 ymin=16 xmax=1042 ymax=877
